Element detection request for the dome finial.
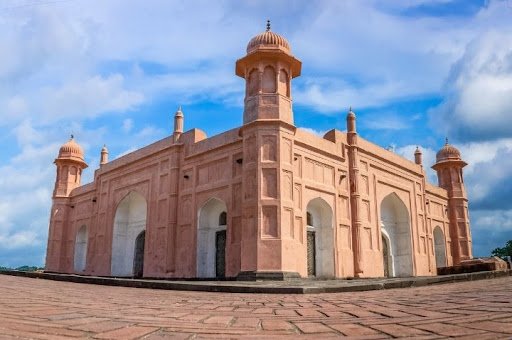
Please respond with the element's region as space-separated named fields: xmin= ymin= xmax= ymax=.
xmin=266 ymin=19 xmax=271 ymax=32
xmin=445 ymin=137 xmax=449 ymax=145
xmin=70 ymin=133 xmax=74 ymax=140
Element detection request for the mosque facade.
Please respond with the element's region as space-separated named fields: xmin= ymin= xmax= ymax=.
xmin=45 ymin=25 xmax=473 ymax=279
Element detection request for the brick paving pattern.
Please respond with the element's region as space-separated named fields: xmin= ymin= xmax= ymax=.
xmin=0 ymin=275 xmax=510 ymax=339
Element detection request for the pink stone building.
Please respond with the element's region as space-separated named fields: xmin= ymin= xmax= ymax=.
xmin=45 ymin=25 xmax=472 ymax=279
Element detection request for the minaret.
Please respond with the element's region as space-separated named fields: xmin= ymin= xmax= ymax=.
xmin=46 ymin=135 xmax=88 ymax=272
xmin=346 ymin=107 xmax=364 ymax=276
xmin=414 ymin=146 xmax=422 ymax=166
xmin=100 ymin=145 xmax=108 ymax=166
xmin=53 ymin=135 xmax=88 ymax=197
xmin=235 ymin=20 xmax=301 ymax=125
xmin=235 ymin=22 xmax=303 ymax=279
xmin=173 ymin=106 xmax=184 ymax=143
xmin=432 ymin=138 xmax=472 ymax=264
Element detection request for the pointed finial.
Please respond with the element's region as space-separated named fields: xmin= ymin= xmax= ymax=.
xmin=349 ymin=106 xmax=352 ymax=112
xmin=175 ymin=105 xmax=183 ymax=117
xmin=415 ymin=146 xmax=421 ymax=153
xmin=266 ymin=19 xmax=271 ymax=32
xmin=70 ymin=134 xmax=74 ymax=139
xmin=445 ymin=137 xmax=449 ymax=145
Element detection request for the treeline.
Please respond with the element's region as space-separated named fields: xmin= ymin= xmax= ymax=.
xmin=0 ymin=266 xmax=44 ymax=271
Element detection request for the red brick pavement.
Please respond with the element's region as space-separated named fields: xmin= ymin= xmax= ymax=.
xmin=0 ymin=275 xmax=511 ymax=339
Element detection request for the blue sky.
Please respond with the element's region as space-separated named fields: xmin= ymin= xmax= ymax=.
xmin=0 ymin=0 xmax=511 ymax=267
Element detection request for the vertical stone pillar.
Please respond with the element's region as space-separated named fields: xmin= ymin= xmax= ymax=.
xmin=346 ymin=109 xmax=364 ymax=277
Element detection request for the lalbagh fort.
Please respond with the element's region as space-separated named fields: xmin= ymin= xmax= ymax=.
xmin=45 ymin=24 xmax=474 ymax=281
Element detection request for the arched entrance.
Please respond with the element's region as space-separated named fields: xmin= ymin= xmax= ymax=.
xmin=197 ymin=198 xmax=227 ymax=278
xmin=380 ymin=193 xmax=413 ymax=277
xmin=381 ymin=231 xmax=392 ymax=278
xmin=306 ymin=198 xmax=334 ymax=278
xmin=133 ymin=231 xmax=145 ymax=278
xmin=433 ymin=226 xmax=446 ymax=268
xmin=111 ymin=191 xmax=147 ymax=277
xmin=74 ymin=225 xmax=87 ymax=272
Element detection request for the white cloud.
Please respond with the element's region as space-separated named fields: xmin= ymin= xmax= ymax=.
xmin=430 ymin=30 xmax=512 ymax=141
xmin=0 ymin=231 xmax=41 ymax=250
xmin=39 ymin=74 xmax=144 ymax=122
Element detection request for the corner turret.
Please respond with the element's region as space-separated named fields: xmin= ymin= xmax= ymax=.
xmin=432 ymin=139 xmax=472 ymax=264
xmin=53 ymin=135 xmax=88 ymax=197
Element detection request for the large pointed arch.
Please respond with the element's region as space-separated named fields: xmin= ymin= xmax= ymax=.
xmin=111 ymin=191 xmax=147 ymax=277
xmin=74 ymin=225 xmax=87 ymax=272
xmin=197 ymin=197 xmax=228 ymax=278
xmin=380 ymin=193 xmax=413 ymax=277
xmin=306 ymin=197 xmax=335 ymax=278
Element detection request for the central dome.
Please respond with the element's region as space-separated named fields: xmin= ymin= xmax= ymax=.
xmin=246 ymin=21 xmax=290 ymax=54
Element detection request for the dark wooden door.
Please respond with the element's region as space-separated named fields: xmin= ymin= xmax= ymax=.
xmin=215 ymin=230 xmax=226 ymax=278
xmin=133 ymin=231 xmax=145 ymax=278
xmin=307 ymin=231 xmax=316 ymax=277
xmin=382 ymin=236 xmax=390 ymax=277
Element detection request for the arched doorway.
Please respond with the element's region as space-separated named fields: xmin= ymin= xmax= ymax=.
xmin=380 ymin=193 xmax=413 ymax=277
xmin=433 ymin=226 xmax=446 ymax=268
xmin=133 ymin=231 xmax=145 ymax=278
xmin=381 ymin=231 xmax=392 ymax=278
xmin=111 ymin=191 xmax=147 ymax=277
xmin=197 ymin=198 xmax=227 ymax=278
xmin=74 ymin=225 xmax=87 ymax=272
xmin=306 ymin=198 xmax=334 ymax=278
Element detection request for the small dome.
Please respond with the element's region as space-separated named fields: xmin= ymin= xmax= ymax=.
xmin=436 ymin=140 xmax=461 ymax=162
xmin=246 ymin=21 xmax=290 ymax=54
xmin=58 ymin=136 xmax=85 ymax=161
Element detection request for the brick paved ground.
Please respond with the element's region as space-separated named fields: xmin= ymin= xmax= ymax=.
xmin=0 ymin=275 xmax=511 ymax=339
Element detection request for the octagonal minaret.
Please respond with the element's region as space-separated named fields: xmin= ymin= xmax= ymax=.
xmin=236 ymin=22 xmax=303 ymax=279
xmin=47 ymin=136 xmax=88 ymax=272
xmin=235 ymin=20 xmax=301 ymax=125
xmin=432 ymin=139 xmax=472 ymax=264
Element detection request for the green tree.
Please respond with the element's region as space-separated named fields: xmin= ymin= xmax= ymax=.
xmin=491 ymin=240 xmax=512 ymax=258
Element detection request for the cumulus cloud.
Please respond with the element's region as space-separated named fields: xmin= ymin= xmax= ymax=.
xmin=430 ymin=30 xmax=512 ymax=141
xmin=464 ymin=145 xmax=512 ymax=210
xmin=471 ymin=209 xmax=512 ymax=257
xmin=39 ymin=75 xmax=144 ymax=122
